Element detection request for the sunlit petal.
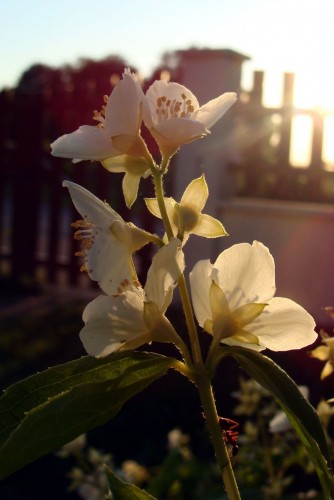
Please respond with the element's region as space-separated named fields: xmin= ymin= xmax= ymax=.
xmin=249 ymin=297 xmax=317 ymax=351
xmin=63 ymin=180 xmax=123 ymax=229
xmin=214 ymin=241 xmax=276 ymax=309
xmin=63 ymin=181 xmax=152 ymax=295
xmin=145 ymin=238 xmax=184 ymax=312
xmin=189 ymin=259 xmax=213 ymax=327
xmin=142 ymin=78 xmax=236 ymax=158
xmin=80 ymin=291 xmax=147 ymax=357
xmin=105 ymin=69 xmax=143 ymax=136
xmin=51 ymin=125 xmax=118 ymax=161
xmin=195 ymin=92 xmax=237 ymax=129
xmin=191 ymin=241 xmax=316 ymax=352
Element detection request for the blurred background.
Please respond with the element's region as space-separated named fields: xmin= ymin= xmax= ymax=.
xmin=1 ymin=0 xmax=334 ymax=497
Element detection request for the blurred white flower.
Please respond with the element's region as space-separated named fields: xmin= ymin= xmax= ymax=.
xmin=167 ymin=428 xmax=190 ymax=449
xmin=142 ymin=80 xmax=237 ymax=158
xmin=316 ymin=399 xmax=334 ymax=429
xmin=189 ymin=241 xmax=317 ymax=351
xmin=310 ymin=336 xmax=334 ymax=380
xmin=121 ymin=460 xmax=149 ymax=485
xmin=269 ymin=386 xmax=309 ymax=433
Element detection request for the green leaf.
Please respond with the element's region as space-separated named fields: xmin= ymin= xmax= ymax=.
xmin=0 ymin=351 xmax=175 ymax=480
xmin=221 ymin=346 xmax=334 ymax=497
xmin=105 ymin=465 xmax=157 ymax=499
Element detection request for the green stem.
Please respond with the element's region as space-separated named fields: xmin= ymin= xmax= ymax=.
xmin=151 ymin=169 xmax=174 ymax=240
xmin=151 ymin=165 xmax=240 ymax=498
xmin=177 ymin=273 xmax=203 ymax=366
xmin=151 ymin=169 xmax=203 ymax=367
xmin=195 ymin=370 xmax=241 ymax=500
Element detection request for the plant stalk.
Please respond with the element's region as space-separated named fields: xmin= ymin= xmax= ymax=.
xmin=151 ymin=169 xmax=203 ymax=367
xmin=195 ymin=370 xmax=241 ymax=500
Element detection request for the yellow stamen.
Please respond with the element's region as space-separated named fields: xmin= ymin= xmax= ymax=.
xmin=155 ymin=93 xmax=194 ymax=122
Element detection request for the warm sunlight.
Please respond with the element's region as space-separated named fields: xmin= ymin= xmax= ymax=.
xmin=263 ymin=70 xmax=334 ymax=169
xmin=290 ymin=112 xmax=334 ymax=169
xmin=323 ymin=115 xmax=334 ymax=171
xmin=290 ymin=115 xmax=313 ymax=168
xmin=294 ymin=72 xmax=334 ymax=111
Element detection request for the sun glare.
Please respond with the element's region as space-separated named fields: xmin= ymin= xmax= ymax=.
xmin=323 ymin=115 xmax=334 ymax=171
xmin=294 ymin=72 xmax=334 ymax=111
xmin=290 ymin=115 xmax=313 ymax=168
xmin=262 ymin=70 xmax=334 ymax=168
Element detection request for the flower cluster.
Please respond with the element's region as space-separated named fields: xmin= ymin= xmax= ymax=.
xmin=51 ymin=69 xmax=317 ymax=360
xmin=51 ymin=69 xmax=237 ymax=208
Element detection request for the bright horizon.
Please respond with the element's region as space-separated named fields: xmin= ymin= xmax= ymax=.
xmin=1 ymin=0 xmax=334 ymax=111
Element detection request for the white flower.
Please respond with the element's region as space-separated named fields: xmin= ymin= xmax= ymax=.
xmin=145 ymin=174 xmax=227 ymax=244
xmin=142 ymin=80 xmax=237 ymax=158
xmin=51 ymin=69 xmax=147 ymax=161
xmin=189 ymin=241 xmax=317 ymax=351
xmin=63 ymin=181 xmax=156 ymax=295
xmin=80 ymin=239 xmax=184 ymax=357
xmin=51 ymin=70 xmax=150 ymax=207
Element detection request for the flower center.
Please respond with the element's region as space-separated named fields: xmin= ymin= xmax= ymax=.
xmin=155 ymin=93 xmax=195 ymax=122
xmin=71 ymin=219 xmax=94 ymax=272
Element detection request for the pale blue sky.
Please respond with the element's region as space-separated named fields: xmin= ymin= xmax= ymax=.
xmin=1 ymin=0 xmax=334 ymax=107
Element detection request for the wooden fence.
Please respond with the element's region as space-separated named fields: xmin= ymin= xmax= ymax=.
xmin=0 ymin=67 xmax=333 ymax=287
xmin=231 ymin=71 xmax=334 ymax=203
xmin=0 ymin=70 xmax=155 ymax=288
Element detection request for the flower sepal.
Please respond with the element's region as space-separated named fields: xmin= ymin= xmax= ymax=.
xmin=145 ymin=175 xmax=227 ymax=245
xmin=102 ymin=154 xmax=151 ymax=208
xmin=143 ymin=301 xmax=180 ymax=345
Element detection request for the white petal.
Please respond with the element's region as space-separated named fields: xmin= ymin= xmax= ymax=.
xmin=214 ymin=241 xmax=276 ymax=310
xmin=143 ymin=81 xmax=199 ymax=127
xmin=145 ymin=238 xmax=184 ymax=311
xmin=87 ymin=230 xmax=135 ymax=295
xmin=105 ymin=71 xmax=143 ymax=137
xmin=154 ymin=117 xmax=207 ymax=148
xmin=63 ymin=181 xmax=123 ymax=230
xmin=249 ymin=297 xmax=317 ymax=351
xmin=195 ymin=92 xmax=237 ymax=129
xmin=80 ymin=292 xmax=146 ymax=357
xmin=63 ymin=181 xmax=136 ymax=294
xmin=51 ymin=125 xmax=118 ymax=160
xmin=189 ymin=259 xmax=213 ymax=327
xmin=269 ymin=411 xmax=291 ymax=433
